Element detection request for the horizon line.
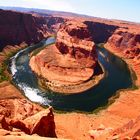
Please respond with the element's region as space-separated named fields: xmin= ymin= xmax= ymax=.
xmin=0 ymin=5 xmax=140 ymax=24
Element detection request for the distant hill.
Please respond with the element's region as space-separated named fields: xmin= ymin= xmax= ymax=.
xmin=0 ymin=6 xmax=94 ymax=18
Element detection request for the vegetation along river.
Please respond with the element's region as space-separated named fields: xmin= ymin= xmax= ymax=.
xmin=9 ymin=37 xmax=133 ymax=112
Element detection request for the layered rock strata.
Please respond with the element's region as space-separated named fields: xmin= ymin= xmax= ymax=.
xmin=0 ymin=98 xmax=55 ymax=137
xmin=106 ymin=28 xmax=140 ymax=60
xmin=105 ymin=27 xmax=140 ymax=86
xmin=30 ymin=21 xmax=101 ymax=93
xmin=84 ymin=21 xmax=119 ymax=43
xmin=0 ymin=9 xmax=64 ymax=50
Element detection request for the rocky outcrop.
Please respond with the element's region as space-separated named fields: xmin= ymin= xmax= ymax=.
xmin=106 ymin=28 xmax=140 ymax=60
xmin=0 ymin=9 xmax=64 ymax=50
xmin=112 ymin=115 xmax=140 ymax=139
xmin=9 ymin=107 xmax=55 ymax=137
xmin=30 ymin=20 xmax=101 ymax=93
xmin=0 ymin=99 xmax=57 ymax=138
xmin=0 ymin=99 xmax=42 ymax=120
xmin=56 ymin=21 xmax=97 ymax=68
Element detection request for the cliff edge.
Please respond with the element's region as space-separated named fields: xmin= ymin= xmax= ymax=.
xmin=0 ymin=9 xmax=64 ymax=50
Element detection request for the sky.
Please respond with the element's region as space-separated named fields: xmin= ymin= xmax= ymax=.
xmin=0 ymin=0 xmax=140 ymax=23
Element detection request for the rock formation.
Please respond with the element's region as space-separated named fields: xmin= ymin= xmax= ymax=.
xmin=56 ymin=21 xmax=97 ymax=68
xmin=1 ymin=7 xmax=140 ymax=140
xmin=30 ymin=20 xmax=100 ymax=93
xmin=0 ymin=99 xmax=57 ymax=138
xmin=0 ymin=9 xmax=64 ymax=50
xmin=9 ymin=107 xmax=56 ymax=137
xmin=84 ymin=21 xmax=119 ymax=43
xmin=106 ymin=28 xmax=140 ymax=60
xmin=105 ymin=27 xmax=140 ymax=86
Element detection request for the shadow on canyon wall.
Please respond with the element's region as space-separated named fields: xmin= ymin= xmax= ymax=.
xmin=84 ymin=21 xmax=119 ymax=43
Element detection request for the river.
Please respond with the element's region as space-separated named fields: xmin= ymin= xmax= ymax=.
xmin=9 ymin=37 xmax=133 ymax=112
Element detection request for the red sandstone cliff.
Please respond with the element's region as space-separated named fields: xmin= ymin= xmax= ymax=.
xmin=0 ymin=9 xmax=64 ymax=50
xmin=106 ymin=28 xmax=140 ymax=60
xmin=84 ymin=21 xmax=119 ymax=43
xmin=56 ymin=20 xmax=97 ymax=68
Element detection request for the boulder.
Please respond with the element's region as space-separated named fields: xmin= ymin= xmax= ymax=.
xmin=9 ymin=107 xmax=56 ymax=137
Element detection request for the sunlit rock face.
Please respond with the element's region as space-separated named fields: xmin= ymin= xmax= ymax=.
xmin=30 ymin=21 xmax=97 ymax=86
xmin=0 ymin=100 xmax=56 ymax=138
xmin=56 ymin=21 xmax=97 ymax=68
xmin=106 ymin=28 xmax=140 ymax=60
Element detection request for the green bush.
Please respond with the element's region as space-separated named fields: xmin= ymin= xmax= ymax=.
xmin=0 ymin=66 xmax=9 ymax=82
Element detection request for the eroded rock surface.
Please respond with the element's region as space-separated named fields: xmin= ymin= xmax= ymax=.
xmin=56 ymin=21 xmax=97 ymax=68
xmin=106 ymin=28 xmax=140 ymax=60
xmin=105 ymin=26 xmax=140 ymax=86
xmin=84 ymin=21 xmax=119 ymax=43
xmin=0 ymin=99 xmax=57 ymax=139
xmin=0 ymin=9 xmax=64 ymax=50
xmin=30 ymin=20 xmax=98 ymax=92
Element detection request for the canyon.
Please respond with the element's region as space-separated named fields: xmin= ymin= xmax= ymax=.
xmin=29 ymin=20 xmax=103 ymax=93
xmin=0 ymin=9 xmax=65 ymax=50
xmin=0 ymin=8 xmax=140 ymax=140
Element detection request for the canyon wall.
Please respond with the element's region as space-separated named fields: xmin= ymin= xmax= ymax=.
xmin=56 ymin=20 xmax=97 ymax=68
xmin=84 ymin=21 xmax=119 ymax=43
xmin=83 ymin=20 xmax=140 ymax=62
xmin=105 ymin=26 xmax=140 ymax=87
xmin=106 ymin=28 xmax=140 ymax=60
xmin=0 ymin=9 xmax=64 ymax=50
